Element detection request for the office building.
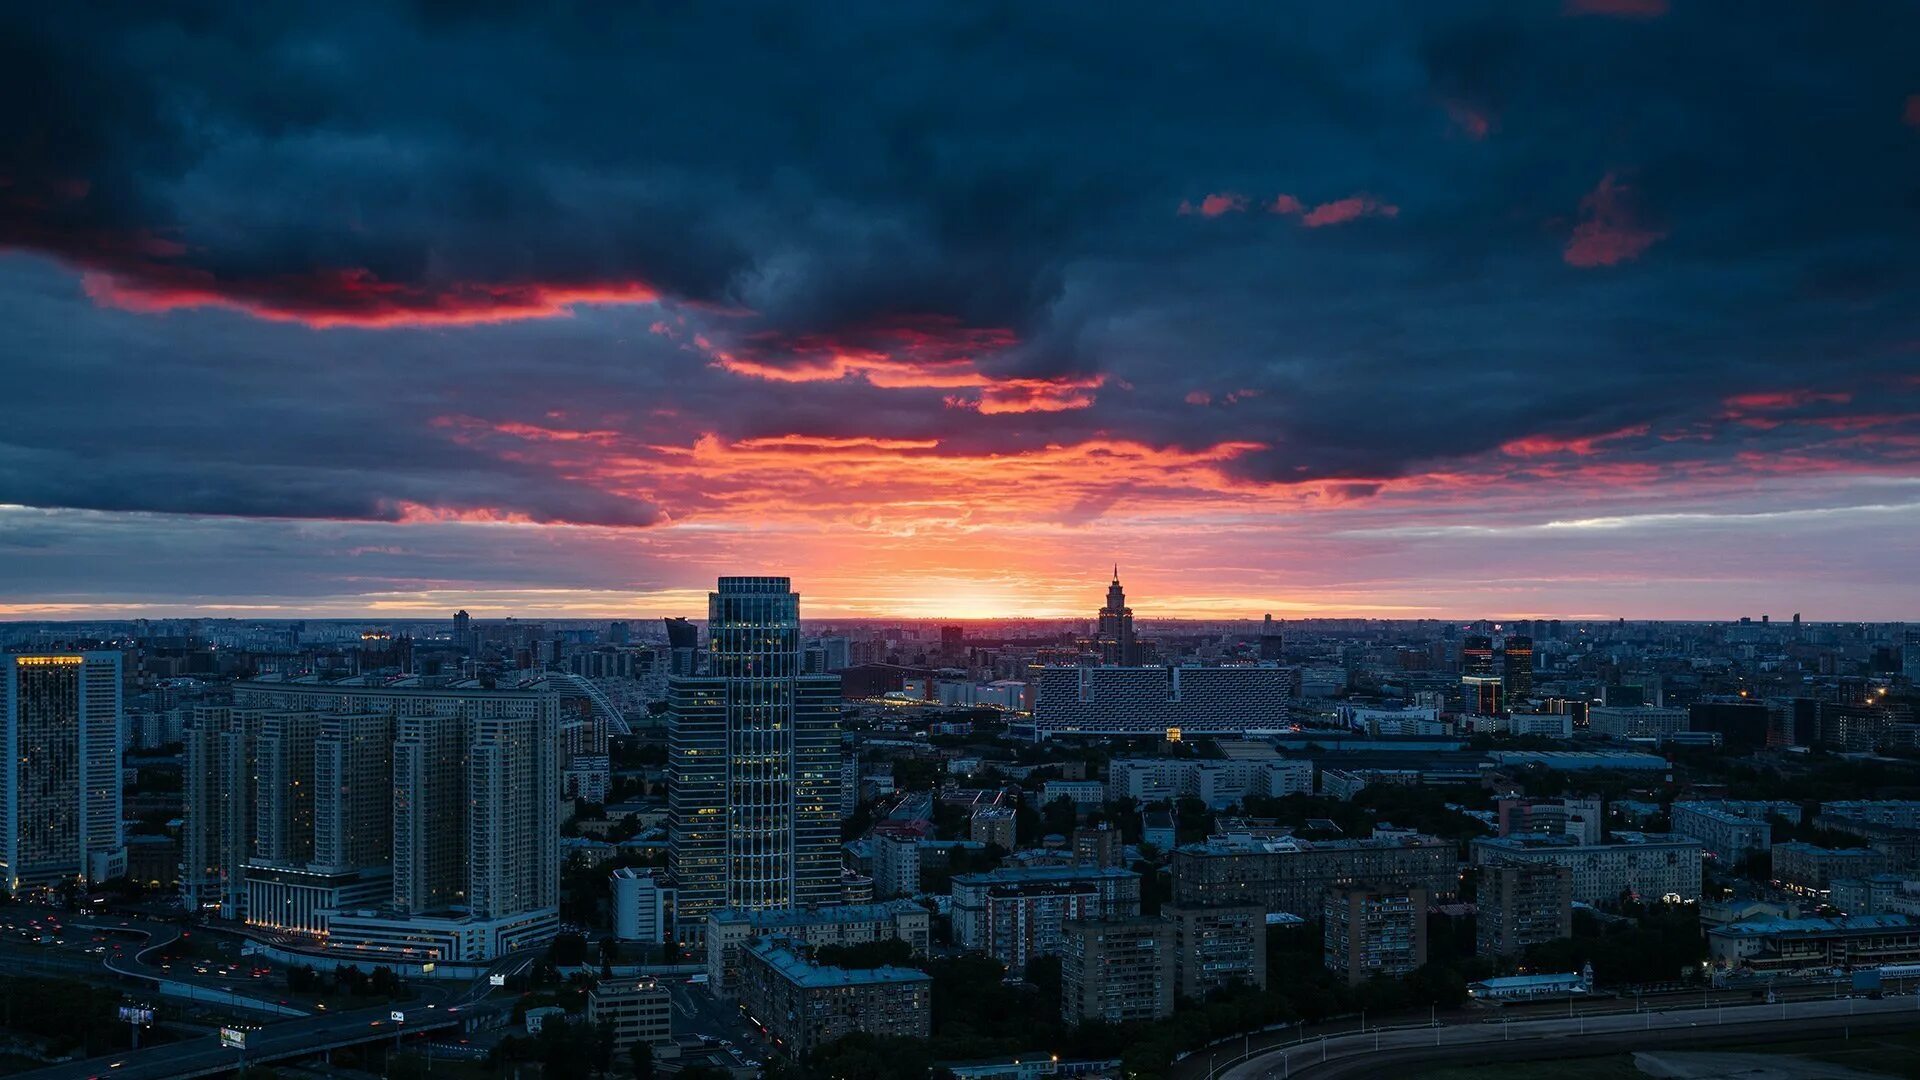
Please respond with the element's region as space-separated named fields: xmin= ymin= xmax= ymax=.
xmin=1471 ymin=833 xmax=1702 ymax=905
xmin=664 ymin=617 xmax=700 ymax=676
xmin=1476 ymin=863 xmax=1572 ymax=957
xmin=1708 ymin=914 xmax=1920 ymax=973
xmin=1324 ymin=885 xmax=1428 ymax=984
xmin=668 ymin=577 xmax=844 ymax=940
xmin=951 ymin=865 xmax=1142 ymax=969
xmin=1165 ymin=903 xmax=1267 ymax=996
xmin=3 ymin=653 xmax=126 ymax=891
xmin=612 ymin=867 xmax=675 ymax=943
xmin=1461 ymin=636 xmax=1495 ymax=677
xmin=737 ymin=939 xmax=932 ymax=1058
xmin=1501 ymin=637 xmax=1533 ymax=700
xmin=1170 ymin=834 xmax=1458 ymax=918
xmin=1060 ymin=917 xmax=1175 ymax=1024
xmin=1461 ymin=675 xmax=1504 ymax=717
xmin=1096 ymin=569 xmax=1139 ymax=666
xmin=705 ymin=900 xmax=931 ymax=999
xmin=1030 ymin=666 xmax=1294 ymax=740
xmin=587 ymin=978 xmax=673 ymax=1053
xmin=1588 ymin=706 xmax=1688 ymax=742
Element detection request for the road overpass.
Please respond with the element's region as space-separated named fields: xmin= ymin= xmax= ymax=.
xmin=17 ymin=952 xmax=525 ymax=1080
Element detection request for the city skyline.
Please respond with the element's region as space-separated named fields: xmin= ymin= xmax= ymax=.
xmin=4 ymin=5 xmax=1918 ymax=621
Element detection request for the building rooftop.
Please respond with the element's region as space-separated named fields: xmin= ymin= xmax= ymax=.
xmin=1179 ymin=831 xmax=1446 ymax=856
xmin=952 ymin=864 xmax=1139 ymax=886
xmin=1711 ymin=914 xmax=1916 ymax=938
xmin=709 ymin=899 xmax=925 ymax=928
xmin=746 ymin=940 xmax=932 ymax=989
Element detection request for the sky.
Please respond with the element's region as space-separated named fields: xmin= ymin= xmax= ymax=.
xmin=2 ymin=1 xmax=1918 ymax=621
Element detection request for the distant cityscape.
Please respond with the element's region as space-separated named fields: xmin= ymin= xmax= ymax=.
xmin=0 ymin=572 xmax=1918 ymax=1076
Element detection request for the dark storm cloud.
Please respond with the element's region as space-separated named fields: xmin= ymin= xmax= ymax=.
xmin=0 ymin=0 xmax=1917 ymax=530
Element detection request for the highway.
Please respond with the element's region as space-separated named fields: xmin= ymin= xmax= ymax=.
xmin=17 ymin=954 xmax=524 ymax=1080
xmin=1216 ymin=994 xmax=1920 ymax=1080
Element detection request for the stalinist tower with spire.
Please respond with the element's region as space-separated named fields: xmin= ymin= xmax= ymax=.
xmin=1096 ymin=566 xmax=1139 ymax=665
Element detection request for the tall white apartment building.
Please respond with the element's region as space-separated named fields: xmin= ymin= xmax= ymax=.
xmin=3 ymin=653 xmax=125 ymax=891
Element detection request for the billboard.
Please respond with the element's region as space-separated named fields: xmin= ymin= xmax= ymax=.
xmin=117 ymin=1005 xmax=154 ymax=1025
xmin=219 ymin=1028 xmax=248 ymax=1051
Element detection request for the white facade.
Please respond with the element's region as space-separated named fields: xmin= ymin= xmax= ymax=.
xmin=1473 ymin=833 xmax=1702 ymax=905
xmin=612 ymin=866 xmax=675 ymax=943
xmin=3 ymin=653 xmax=125 ymax=892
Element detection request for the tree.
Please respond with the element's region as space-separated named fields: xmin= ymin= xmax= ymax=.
xmin=550 ymin=932 xmax=589 ymax=966
xmin=631 ymin=1039 xmax=655 ymax=1080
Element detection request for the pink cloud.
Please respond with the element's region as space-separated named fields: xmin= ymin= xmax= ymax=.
xmin=1443 ymin=100 xmax=1494 ymax=141
xmin=1563 ymin=173 xmax=1665 ymax=267
xmin=1906 ymin=95 xmax=1920 ymax=128
xmin=1563 ymin=0 xmax=1669 ymax=17
xmin=1179 ymin=192 xmax=1249 ymax=217
xmin=1268 ymin=194 xmax=1305 ymax=215
xmin=1302 ymin=196 xmax=1400 ymax=228
xmin=1185 ymin=390 xmax=1213 ymax=406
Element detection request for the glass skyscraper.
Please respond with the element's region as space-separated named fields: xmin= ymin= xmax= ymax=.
xmin=669 ymin=577 xmax=843 ymax=939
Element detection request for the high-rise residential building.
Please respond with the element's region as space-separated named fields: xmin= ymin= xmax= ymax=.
xmin=1060 ymin=916 xmax=1175 ymax=1024
xmin=467 ymin=713 xmax=560 ymax=921
xmin=1905 ymin=630 xmax=1920 ymax=684
xmin=453 ymin=609 xmax=472 ymax=652
xmin=392 ymin=713 xmax=469 ymax=913
xmin=1324 ymin=884 xmax=1428 ymax=984
xmin=183 ymin=678 xmax=562 ymax=959
xmin=1476 ymin=863 xmax=1572 ymax=957
xmin=2 ymin=653 xmax=126 ymax=891
xmin=182 ymin=705 xmax=259 ymax=915
xmin=253 ymin=711 xmax=321 ymax=866
xmin=668 ymin=577 xmax=843 ymax=939
xmin=1165 ymin=903 xmax=1267 ymax=996
xmin=312 ymin=713 xmax=394 ymax=871
xmin=1501 ymin=636 xmax=1533 ymax=700
xmin=1096 ymin=569 xmax=1139 ymax=665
